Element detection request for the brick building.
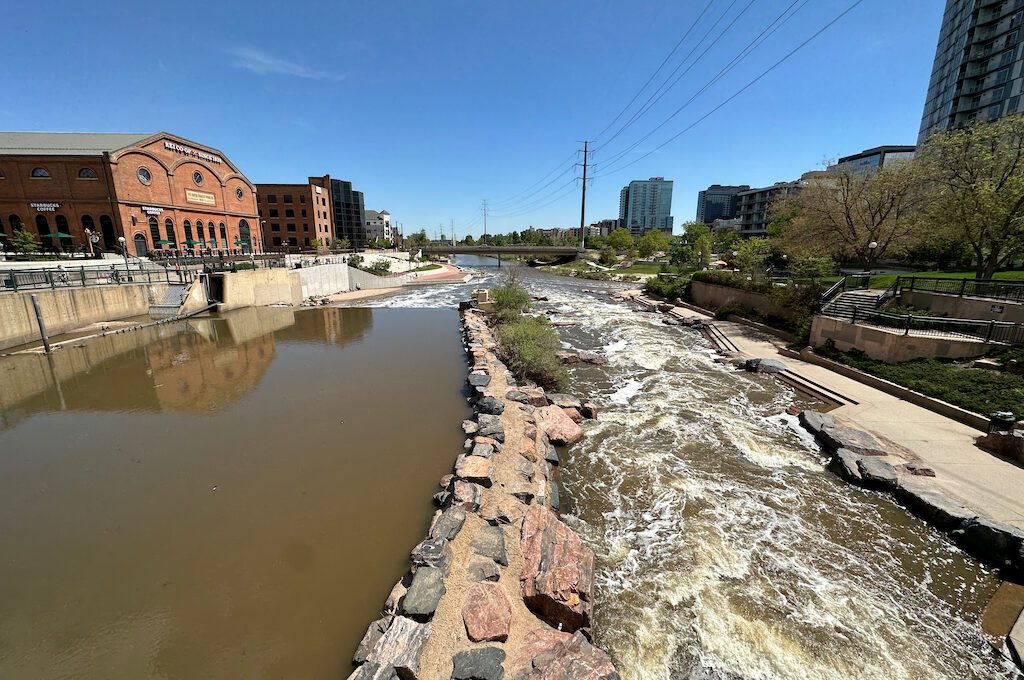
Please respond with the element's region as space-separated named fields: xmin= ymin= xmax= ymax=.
xmin=0 ymin=131 xmax=260 ymax=256
xmin=256 ymin=176 xmax=334 ymax=251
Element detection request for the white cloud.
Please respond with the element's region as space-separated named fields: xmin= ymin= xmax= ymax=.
xmin=226 ymin=47 xmax=345 ymax=81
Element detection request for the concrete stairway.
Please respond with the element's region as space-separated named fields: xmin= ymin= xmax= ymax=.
xmin=821 ymin=289 xmax=883 ymax=322
xmin=149 ymin=282 xmax=190 ymax=318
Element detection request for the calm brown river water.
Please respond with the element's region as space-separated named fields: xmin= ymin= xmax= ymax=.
xmin=0 ymin=306 xmax=469 ymax=679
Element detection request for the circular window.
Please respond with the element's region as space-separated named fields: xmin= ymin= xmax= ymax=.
xmin=137 ymin=167 xmax=152 ymax=185
xmin=235 ymin=187 xmax=244 ymax=200
xmin=193 ymin=171 xmax=203 ymax=186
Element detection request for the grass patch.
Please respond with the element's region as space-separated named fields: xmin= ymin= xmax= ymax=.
xmin=817 ymin=343 xmax=1024 ymax=416
xmin=409 ymin=263 xmax=442 ymax=273
xmin=612 ymin=262 xmax=668 ymax=274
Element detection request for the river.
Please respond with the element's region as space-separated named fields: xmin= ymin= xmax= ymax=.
xmin=360 ymin=256 xmax=1019 ymax=680
xmin=0 ymin=305 xmax=470 ymax=679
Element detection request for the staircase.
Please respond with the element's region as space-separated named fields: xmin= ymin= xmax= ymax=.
xmin=821 ymin=289 xmax=883 ymax=322
xmin=149 ymin=282 xmax=191 ymax=318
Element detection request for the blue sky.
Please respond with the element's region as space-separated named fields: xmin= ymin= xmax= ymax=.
xmin=1 ymin=0 xmax=941 ymax=237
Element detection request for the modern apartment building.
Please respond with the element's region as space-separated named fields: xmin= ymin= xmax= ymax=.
xmin=588 ymin=218 xmax=619 ymax=236
xmin=326 ymin=178 xmax=366 ymax=248
xmin=696 ymin=184 xmax=750 ymax=224
xmin=736 ymin=180 xmax=804 ymax=237
xmin=831 ymin=146 xmax=917 ymax=172
xmin=618 ymin=177 xmax=674 ymax=237
xmin=919 ymin=0 xmax=1024 ymax=143
xmin=365 ymin=209 xmax=395 ymax=243
xmin=256 ymin=176 xmax=334 ymax=251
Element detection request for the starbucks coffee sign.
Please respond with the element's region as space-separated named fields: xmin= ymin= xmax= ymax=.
xmin=30 ymin=202 xmax=59 ymax=212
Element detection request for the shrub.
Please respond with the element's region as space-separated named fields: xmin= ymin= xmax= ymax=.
xmin=644 ymin=275 xmax=689 ymax=299
xmin=491 ymin=281 xmax=531 ymax=323
xmin=494 ymin=315 xmax=568 ymax=390
xmin=691 ymin=269 xmax=773 ymax=294
xmin=348 ymin=254 xmax=364 ymax=268
xmin=367 ymin=260 xmax=392 ymax=276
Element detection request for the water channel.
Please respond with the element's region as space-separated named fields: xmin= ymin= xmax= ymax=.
xmin=364 ymin=256 xmax=1020 ymax=680
xmin=0 ymin=305 xmax=469 ymax=679
xmin=0 ymin=256 xmax=1018 ymax=679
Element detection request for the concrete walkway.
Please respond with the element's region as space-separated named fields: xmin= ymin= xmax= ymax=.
xmin=665 ymin=304 xmax=1024 ymax=531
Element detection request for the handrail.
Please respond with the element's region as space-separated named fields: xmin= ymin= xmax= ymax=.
xmin=849 ymin=306 xmax=1024 ymax=344
xmin=897 ymin=275 xmax=1024 ymax=302
xmin=821 ymin=277 xmax=847 ymax=304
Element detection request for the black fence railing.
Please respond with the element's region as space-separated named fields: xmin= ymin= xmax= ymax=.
xmin=820 ymin=275 xmax=872 ymax=305
xmin=898 ymin=276 xmax=1024 ymax=302
xmin=850 ymin=306 xmax=1024 ymax=345
xmin=1 ymin=265 xmax=194 ymax=292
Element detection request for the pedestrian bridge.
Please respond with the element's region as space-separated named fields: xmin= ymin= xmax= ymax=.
xmin=422 ymin=245 xmax=580 ymax=256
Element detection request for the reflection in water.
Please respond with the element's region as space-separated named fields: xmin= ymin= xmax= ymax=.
xmin=0 ymin=306 xmax=469 ymax=680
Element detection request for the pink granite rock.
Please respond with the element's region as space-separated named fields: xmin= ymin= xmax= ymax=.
xmin=519 ymin=505 xmax=594 ymax=632
xmin=462 ymin=582 xmax=512 ymax=642
xmin=535 ymin=406 xmax=584 ymax=446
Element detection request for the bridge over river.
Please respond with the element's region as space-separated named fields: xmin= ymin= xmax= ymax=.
xmin=422 ymin=245 xmax=580 ymax=257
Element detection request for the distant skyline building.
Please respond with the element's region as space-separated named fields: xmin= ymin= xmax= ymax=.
xmin=365 ymin=209 xmax=395 ymax=243
xmin=831 ymin=145 xmax=917 ymax=173
xmin=696 ymin=184 xmax=750 ymax=224
xmin=588 ymin=218 xmax=619 ymax=236
xmin=919 ymin=0 xmax=1024 ymax=144
xmin=736 ymin=179 xmax=807 ymax=237
xmin=256 ymin=176 xmax=334 ymax=251
xmin=618 ymin=177 xmax=674 ymax=237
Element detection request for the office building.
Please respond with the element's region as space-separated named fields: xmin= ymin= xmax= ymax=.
xmin=0 ymin=131 xmax=260 ymax=255
xmin=256 ymin=176 xmax=334 ymax=251
xmin=618 ymin=177 xmax=674 ymax=237
xmin=696 ymin=184 xmax=750 ymax=224
xmin=831 ymin=146 xmax=917 ymax=173
xmin=919 ymin=0 xmax=1024 ymax=143
xmin=588 ymin=218 xmax=619 ymax=236
xmin=326 ymin=178 xmax=366 ymax=248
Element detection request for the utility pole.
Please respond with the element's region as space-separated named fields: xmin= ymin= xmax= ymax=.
xmin=450 ymin=218 xmax=455 ymax=246
xmin=577 ymin=140 xmax=591 ymax=252
xmin=481 ymin=199 xmax=489 ymax=237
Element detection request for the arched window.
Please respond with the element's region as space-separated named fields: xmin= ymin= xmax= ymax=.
xmin=55 ymin=215 xmax=71 ymax=249
xmin=219 ymin=222 xmax=227 ymax=241
xmin=238 ymin=219 xmax=251 ymax=254
xmin=99 ymin=215 xmax=116 ymax=251
xmin=77 ymin=167 xmax=98 ymax=179
xmin=165 ymin=219 xmax=177 ymax=248
xmin=183 ymin=219 xmax=193 ymax=242
xmin=31 ymin=167 xmax=50 ymax=178
xmin=149 ymin=217 xmax=162 ymax=249
xmin=0 ymin=214 xmax=6 ymax=241
xmin=9 ymin=214 xmax=23 ymax=232
xmin=36 ymin=215 xmax=51 ymax=252
xmin=0 ymin=168 xmax=6 ymax=179
xmin=196 ymin=220 xmax=205 ymax=244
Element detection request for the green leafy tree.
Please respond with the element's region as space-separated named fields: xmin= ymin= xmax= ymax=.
xmin=790 ymin=254 xmax=834 ymax=281
xmin=922 ymin=114 xmax=1024 ymax=278
xmin=491 ymin=278 xmax=531 ymax=323
xmin=11 ymin=228 xmax=39 ymax=254
xmin=735 ymin=238 xmax=774 ymax=280
xmin=599 ymin=246 xmax=617 ymax=266
xmin=669 ymin=242 xmax=695 ymax=269
xmin=636 ymin=230 xmax=670 ymax=258
xmin=607 ymin=227 xmax=633 ymax=252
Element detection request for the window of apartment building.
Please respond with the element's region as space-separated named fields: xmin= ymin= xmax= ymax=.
xmin=990 ymin=103 xmax=1003 ymax=120
xmin=285 ymin=209 xmax=294 ymax=218
xmin=300 ymin=195 xmax=306 ymax=203
xmin=78 ymin=167 xmax=97 ymax=179
xmin=289 ymin=237 xmax=297 ymax=246
xmin=287 ymin=223 xmax=296 ymax=232
xmin=304 ymin=238 xmax=310 ymax=246
xmin=1011 ymin=95 xmax=1022 ymax=111
xmin=301 ymin=209 xmax=307 ymax=217
xmin=283 ymin=195 xmax=293 ymax=203
xmin=997 ymin=67 xmax=1011 ymax=84
xmin=267 ymin=194 xmax=277 ymax=203
xmin=273 ymin=237 xmax=282 ymax=246
xmin=269 ymin=208 xmax=278 ymax=217
xmin=303 ymin=222 xmax=309 ymax=231
xmin=271 ymin=222 xmax=280 ymax=231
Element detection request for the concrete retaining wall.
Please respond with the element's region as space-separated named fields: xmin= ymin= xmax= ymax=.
xmin=0 ymin=283 xmax=167 ymax=351
xmin=216 ymin=268 xmax=302 ymax=311
xmin=295 ymin=263 xmax=350 ymax=298
xmin=690 ymin=280 xmax=791 ymax=320
xmin=348 ymin=266 xmax=413 ymax=290
xmin=810 ymin=315 xmax=993 ymax=363
xmin=899 ymin=289 xmax=1024 ymax=323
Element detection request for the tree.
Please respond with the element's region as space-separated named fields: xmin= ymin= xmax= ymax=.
xmin=599 ymin=246 xmax=617 ymax=266
xmin=405 ymin=229 xmax=428 ymax=259
xmin=668 ymin=242 xmax=694 ymax=269
xmin=464 ymin=234 xmax=476 ymax=246
xmin=11 ymin=228 xmax=39 ymax=254
xmin=607 ymin=227 xmax=633 ymax=251
xmin=734 ymin=238 xmax=774 ymax=280
xmin=775 ymin=163 xmax=928 ymax=270
xmin=637 ymin=230 xmax=670 ymax=258
xmin=922 ymin=115 xmax=1024 ymax=278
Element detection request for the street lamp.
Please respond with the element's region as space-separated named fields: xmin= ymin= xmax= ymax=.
xmin=118 ymin=236 xmax=130 ymax=280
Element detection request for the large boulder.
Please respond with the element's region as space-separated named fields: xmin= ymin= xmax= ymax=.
xmin=471 ymin=443 xmax=496 ymax=459
xmin=520 ymin=505 xmax=594 ymax=632
xmin=855 ymin=457 xmax=898 ymax=490
xmin=476 ymin=396 xmax=505 ymax=415
xmin=827 ymin=449 xmax=862 ymax=482
xmin=431 ymin=506 xmax=467 ymax=541
xmin=820 ymin=424 xmax=886 ymax=456
xmin=952 ymin=517 xmax=1024 ymax=569
xmin=546 ymin=393 xmax=583 ymax=410
xmin=536 ymin=406 xmax=585 ymax=446
xmin=347 ymin=662 xmax=400 ymax=680
xmin=453 ymin=480 xmax=484 ymax=512
xmin=577 ymin=350 xmax=608 ymax=366
xmin=462 ymin=582 xmax=512 ymax=642
xmin=466 ymin=556 xmax=501 ymax=582
xmin=895 ymin=485 xmax=975 ymax=530
xmin=364 ymin=615 xmax=432 ymax=679
xmin=410 ymin=538 xmax=453 ymax=574
xmin=401 ymin=567 xmax=446 ymax=621
xmin=477 ymin=414 xmax=506 ymax=442
xmin=456 ymin=456 xmax=495 ymax=488
xmin=799 ymin=410 xmax=835 ymax=435
xmin=744 ymin=357 xmax=786 ymax=374
xmin=354 ymin=615 xmax=393 ymax=665
xmin=451 ymin=647 xmax=506 ymax=680
xmin=511 ymin=630 xmax=619 ymax=680
xmin=472 ymin=525 xmax=508 ymax=566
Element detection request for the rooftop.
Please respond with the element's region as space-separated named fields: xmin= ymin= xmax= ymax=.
xmin=0 ymin=131 xmax=152 ymax=156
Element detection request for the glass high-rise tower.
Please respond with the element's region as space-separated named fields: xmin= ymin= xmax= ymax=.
xmin=618 ymin=177 xmax=674 ymax=237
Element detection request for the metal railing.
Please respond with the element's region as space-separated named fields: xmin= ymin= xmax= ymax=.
xmin=849 ymin=305 xmax=1024 ymax=344
xmin=897 ymin=276 xmax=1024 ymax=302
xmin=1 ymin=265 xmax=194 ymax=292
xmin=820 ymin=275 xmax=872 ymax=305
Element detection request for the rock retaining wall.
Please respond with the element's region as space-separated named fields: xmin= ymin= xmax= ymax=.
xmin=346 ymin=307 xmax=619 ymax=680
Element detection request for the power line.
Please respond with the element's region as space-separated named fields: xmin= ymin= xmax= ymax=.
xmin=593 ymin=0 xmax=844 ymax=180
xmin=488 ymin=151 xmax=578 ymax=206
xmin=592 ymin=0 xmax=717 ymax=142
